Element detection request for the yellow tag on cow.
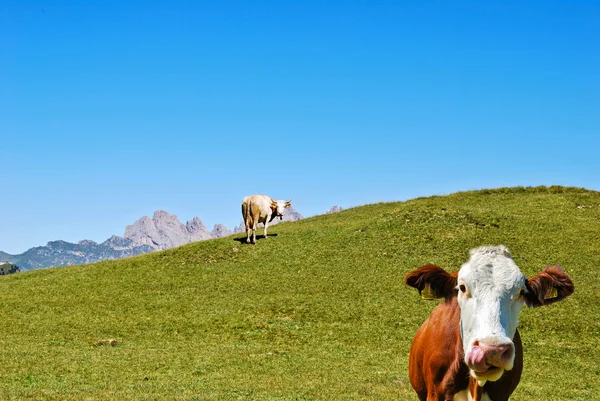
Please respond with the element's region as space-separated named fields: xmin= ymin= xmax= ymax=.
xmin=546 ymin=287 xmax=558 ymax=299
xmin=421 ymin=284 xmax=436 ymax=300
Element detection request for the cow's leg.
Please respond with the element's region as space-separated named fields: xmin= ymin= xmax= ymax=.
xmin=431 ymin=389 xmax=446 ymax=401
xmin=252 ymin=221 xmax=257 ymax=244
xmin=245 ymin=218 xmax=251 ymax=244
xmin=263 ymin=220 xmax=269 ymax=239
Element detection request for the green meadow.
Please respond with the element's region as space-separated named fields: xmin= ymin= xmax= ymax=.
xmin=1 ymin=186 xmax=599 ymax=400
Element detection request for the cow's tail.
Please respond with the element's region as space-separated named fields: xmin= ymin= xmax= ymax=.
xmin=245 ymin=198 xmax=252 ymax=228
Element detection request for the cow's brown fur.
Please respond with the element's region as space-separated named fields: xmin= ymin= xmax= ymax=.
xmin=408 ymin=296 xmax=523 ymax=401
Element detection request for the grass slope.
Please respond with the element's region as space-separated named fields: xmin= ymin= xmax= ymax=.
xmin=1 ymin=186 xmax=599 ymax=400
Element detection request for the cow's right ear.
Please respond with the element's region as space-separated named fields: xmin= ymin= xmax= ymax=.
xmin=405 ymin=264 xmax=458 ymax=301
xmin=524 ymin=265 xmax=574 ymax=308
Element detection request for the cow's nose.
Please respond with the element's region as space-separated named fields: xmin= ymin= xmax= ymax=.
xmin=478 ymin=342 xmax=514 ymax=368
xmin=466 ymin=345 xmax=489 ymax=372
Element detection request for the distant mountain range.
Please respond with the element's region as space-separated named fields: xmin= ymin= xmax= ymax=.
xmin=0 ymin=205 xmax=321 ymax=271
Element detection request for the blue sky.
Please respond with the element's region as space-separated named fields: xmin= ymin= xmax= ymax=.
xmin=1 ymin=1 xmax=599 ymax=254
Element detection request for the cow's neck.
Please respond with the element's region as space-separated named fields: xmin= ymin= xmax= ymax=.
xmin=439 ymin=299 xmax=473 ymax=398
xmin=269 ymin=209 xmax=279 ymax=223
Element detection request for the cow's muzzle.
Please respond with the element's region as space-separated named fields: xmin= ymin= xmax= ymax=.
xmin=467 ymin=341 xmax=514 ymax=381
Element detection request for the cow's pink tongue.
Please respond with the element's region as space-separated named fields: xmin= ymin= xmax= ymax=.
xmin=467 ymin=346 xmax=489 ymax=373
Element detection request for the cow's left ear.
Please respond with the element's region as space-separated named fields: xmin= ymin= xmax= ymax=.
xmin=271 ymin=200 xmax=278 ymax=209
xmin=524 ymin=265 xmax=574 ymax=308
xmin=285 ymin=199 xmax=292 ymax=208
xmin=405 ymin=264 xmax=458 ymax=301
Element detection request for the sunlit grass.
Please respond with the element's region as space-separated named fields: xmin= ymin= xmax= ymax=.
xmin=1 ymin=186 xmax=599 ymax=400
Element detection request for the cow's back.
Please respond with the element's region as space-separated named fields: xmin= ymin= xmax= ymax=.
xmin=242 ymin=195 xmax=272 ymax=225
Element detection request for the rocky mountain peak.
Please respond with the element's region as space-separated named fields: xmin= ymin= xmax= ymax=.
xmin=186 ymin=217 xmax=212 ymax=242
xmin=124 ymin=216 xmax=160 ymax=249
xmin=186 ymin=216 xmax=208 ymax=233
xmin=124 ymin=211 xmax=217 ymax=250
xmin=233 ymin=222 xmax=245 ymax=234
xmin=325 ymin=205 xmax=343 ymax=214
xmin=152 ymin=210 xmax=179 ymax=224
xmin=211 ymin=224 xmax=232 ymax=238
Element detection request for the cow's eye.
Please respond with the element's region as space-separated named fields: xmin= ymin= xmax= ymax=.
xmin=459 ymin=284 xmax=467 ymax=293
xmin=519 ymin=289 xmax=526 ymax=297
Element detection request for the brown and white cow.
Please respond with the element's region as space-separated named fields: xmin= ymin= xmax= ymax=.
xmin=242 ymin=194 xmax=292 ymax=244
xmin=405 ymin=245 xmax=574 ymax=401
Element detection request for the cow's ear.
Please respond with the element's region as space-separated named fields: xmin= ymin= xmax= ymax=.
xmin=271 ymin=200 xmax=277 ymax=209
xmin=285 ymin=199 xmax=292 ymax=208
xmin=524 ymin=265 xmax=574 ymax=308
xmin=405 ymin=264 xmax=458 ymax=301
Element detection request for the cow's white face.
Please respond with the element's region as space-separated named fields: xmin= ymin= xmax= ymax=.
xmin=456 ymin=246 xmax=527 ymax=384
xmin=271 ymin=199 xmax=292 ymax=220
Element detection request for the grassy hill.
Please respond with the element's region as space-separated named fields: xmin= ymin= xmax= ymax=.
xmin=1 ymin=186 xmax=599 ymax=400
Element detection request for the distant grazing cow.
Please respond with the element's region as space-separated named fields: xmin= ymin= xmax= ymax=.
xmin=242 ymin=195 xmax=292 ymax=244
xmin=404 ymin=245 xmax=574 ymax=401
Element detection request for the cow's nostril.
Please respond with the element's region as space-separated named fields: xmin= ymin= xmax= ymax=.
xmin=479 ymin=342 xmax=514 ymax=368
xmin=501 ymin=345 xmax=514 ymax=364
